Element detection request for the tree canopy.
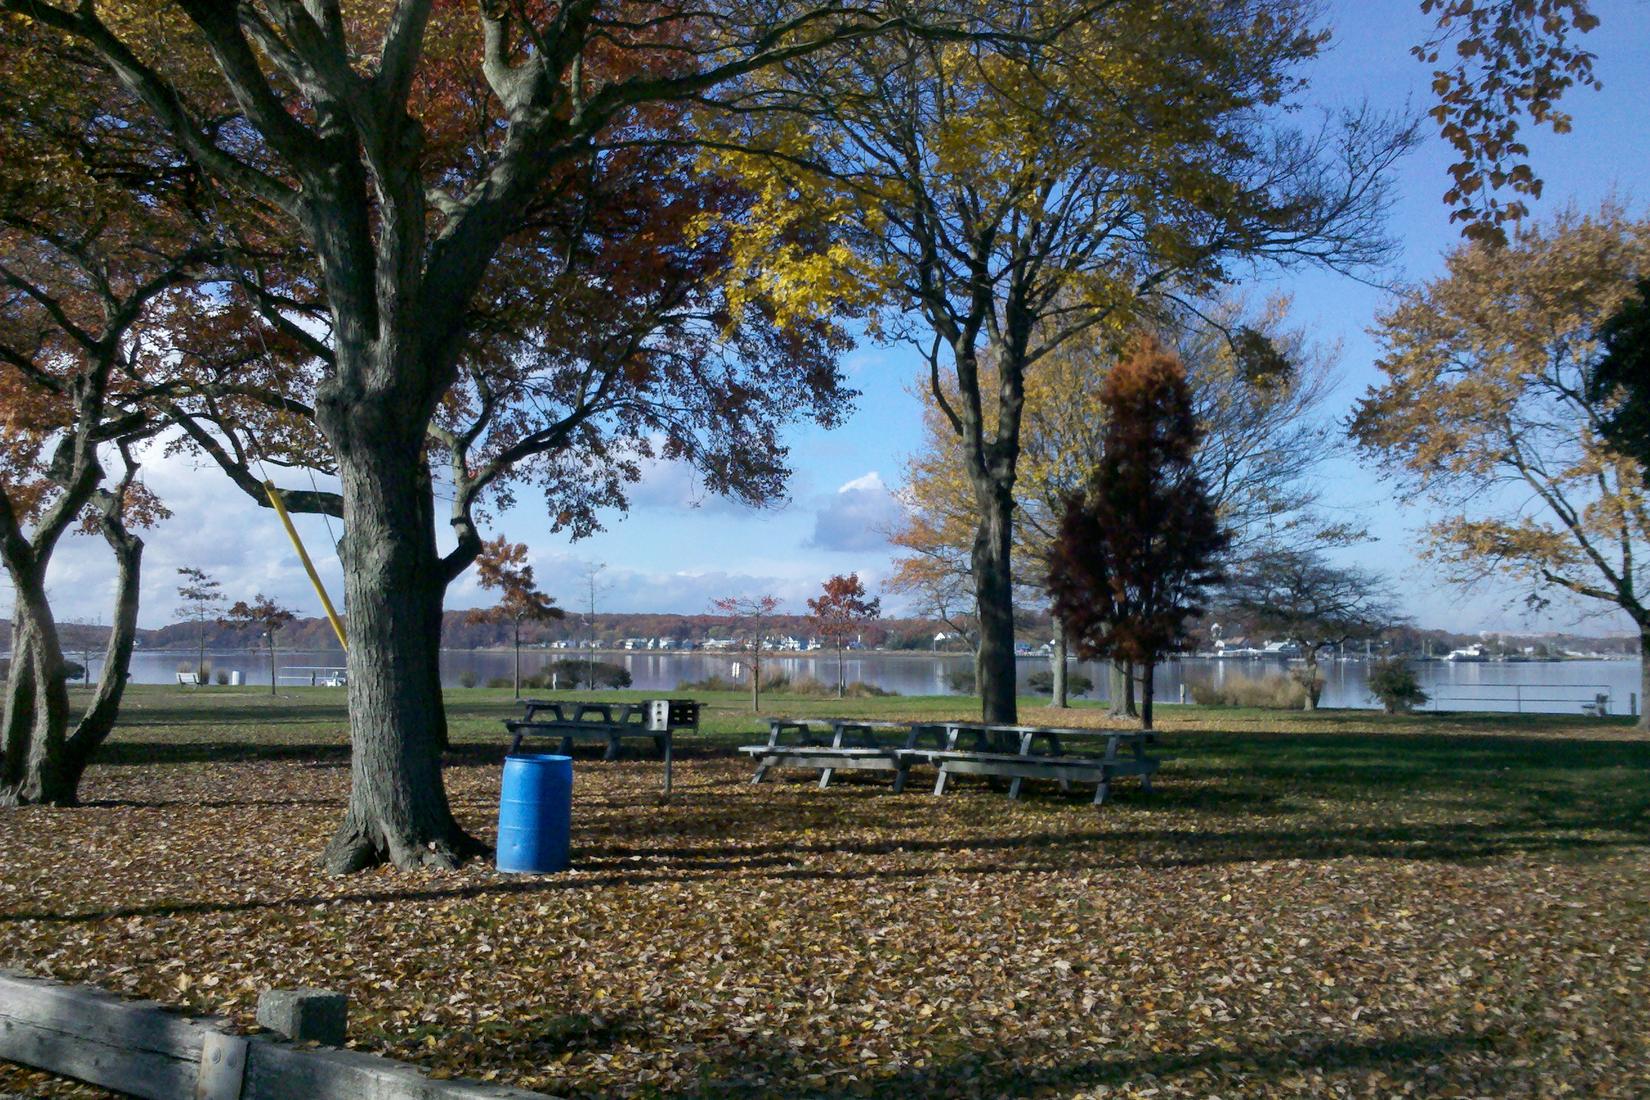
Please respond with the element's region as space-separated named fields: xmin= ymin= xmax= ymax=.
xmin=1351 ymin=202 xmax=1650 ymax=727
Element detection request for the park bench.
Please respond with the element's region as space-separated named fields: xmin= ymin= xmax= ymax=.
xmin=901 ymin=724 xmax=1160 ymax=805
xmin=504 ymin=698 xmax=700 ymax=794
xmin=175 ymin=670 xmax=200 ymax=687
xmin=740 ymin=719 xmax=951 ymax=790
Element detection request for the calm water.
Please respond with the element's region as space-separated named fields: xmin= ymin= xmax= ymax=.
xmin=92 ymin=646 xmax=1644 ymax=715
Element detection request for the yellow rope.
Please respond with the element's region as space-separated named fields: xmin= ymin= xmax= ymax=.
xmin=263 ymin=480 xmax=348 ymax=651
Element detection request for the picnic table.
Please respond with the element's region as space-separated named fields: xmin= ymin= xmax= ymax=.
xmin=739 ymin=719 xmax=1160 ymax=804
xmin=739 ymin=719 xmax=950 ymax=791
xmin=910 ymin=723 xmax=1159 ymax=804
xmin=505 ymin=698 xmax=699 ymax=794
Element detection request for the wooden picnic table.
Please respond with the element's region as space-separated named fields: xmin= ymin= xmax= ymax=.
xmin=740 ymin=718 xmax=949 ymax=790
xmin=739 ymin=719 xmax=1159 ymax=804
xmin=505 ymin=698 xmax=699 ymax=795
xmin=911 ymin=722 xmax=1159 ymax=804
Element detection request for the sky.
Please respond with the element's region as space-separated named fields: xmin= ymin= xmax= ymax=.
xmin=17 ymin=0 xmax=1650 ymax=634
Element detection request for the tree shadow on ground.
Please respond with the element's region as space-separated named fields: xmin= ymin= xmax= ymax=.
xmin=659 ymin=1025 xmax=1518 ymax=1099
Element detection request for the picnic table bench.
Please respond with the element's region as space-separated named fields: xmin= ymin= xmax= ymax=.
xmin=740 ymin=719 xmax=954 ymax=791
xmin=505 ymin=698 xmax=699 ymax=794
xmin=740 ymin=719 xmax=1160 ymax=804
xmin=911 ymin=723 xmax=1159 ymax=804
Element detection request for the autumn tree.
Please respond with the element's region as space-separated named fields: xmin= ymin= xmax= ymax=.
xmin=712 ymin=595 xmax=782 ymax=713
xmin=1222 ymin=549 xmax=1399 ymax=710
xmin=806 ymin=574 xmax=881 ymax=697
xmin=1589 ymin=279 xmax=1650 ymax=471
xmin=175 ymin=567 xmax=224 ymax=682
xmin=1350 ymin=204 xmax=1650 ymax=728
xmin=0 ymin=0 xmax=985 ymax=870
xmin=224 ymin=594 xmax=297 ymax=696
xmin=1046 ymin=337 xmax=1228 ymax=730
xmin=467 ymin=537 xmax=563 ymax=700
xmin=713 ymin=0 xmax=1409 ymax=723
xmin=892 ymin=295 xmax=1345 ymax=710
xmin=1417 ymin=0 xmax=1601 ymax=244
xmin=0 ymin=28 xmax=189 ymax=805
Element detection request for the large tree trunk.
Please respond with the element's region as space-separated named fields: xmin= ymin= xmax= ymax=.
xmin=1140 ymin=660 xmax=1156 ymax=730
xmin=1051 ymin=619 xmax=1069 ymax=709
xmin=320 ymin=415 xmax=480 ymax=874
xmin=1108 ymin=661 xmax=1138 ymax=717
xmin=0 ymin=598 xmax=73 ymax=807
xmin=971 ymin=482 xmax=1018 ymax=724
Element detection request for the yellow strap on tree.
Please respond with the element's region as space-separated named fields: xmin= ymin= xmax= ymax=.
xmin=263 ymin=480 xmax=348 ymax=651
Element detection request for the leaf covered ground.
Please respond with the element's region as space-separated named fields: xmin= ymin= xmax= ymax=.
xmin=1 ymin=687 xmax=1648 ymax=1098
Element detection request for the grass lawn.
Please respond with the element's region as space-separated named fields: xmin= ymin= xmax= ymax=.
xmin=2 ymin=684 xmax=1648 ymax=1097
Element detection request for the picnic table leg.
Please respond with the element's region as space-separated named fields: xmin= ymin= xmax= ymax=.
xmin=818 ymin=767 xmax=834 ymax=790
xmin=892 ymin=762 xmax=909 ymax=794
xmin=1008 ymin=776 xmax=1023 ymax=800
xmin=751 ymin=762 xmax=770 ymax=785
xmin=663 ymin=733 xmax=673 ymax=797
xmin=603 ymin=733 xmax=622 ymax=762
xmin=558 ymin=735 xmax=573 ymax=756
xmin=1092 ymin=776 xmax=1111 ymax=806
xmin=933 ymin=767 xmax=949 ymax=796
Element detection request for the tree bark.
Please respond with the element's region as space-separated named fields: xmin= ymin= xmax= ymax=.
xmin=1051 ymin=619 xmax=1069 ymax=709
xmin=971 ymin=481 xmax=1018 ymax=724
xmin=0 ymin=599 xmax=73 ymax=807
xmin=1300 ymin=649 xmax=1320 ymax=711
xmin=1108 ymin=661 xmax=1138 ymax=717
xmin=1139 ymin=662 xmax=1156 ymax=730
xmin=56 ymin=515 xmax=144 ymax=790
xmin=319 ymin=410 xmax=480 ymax=874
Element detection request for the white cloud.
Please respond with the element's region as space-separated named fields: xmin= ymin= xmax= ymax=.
xmin=806 ymin=472 xmax=903 ymax=553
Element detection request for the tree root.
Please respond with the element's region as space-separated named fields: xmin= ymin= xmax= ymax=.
xmin=322 ymin=815 xmax=490 ymax=875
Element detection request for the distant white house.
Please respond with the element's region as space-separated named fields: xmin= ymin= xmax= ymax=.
xmin=1444 ymin=643 xmax=1489 ymax=662
xmin=1261 ymin=640 xmax=1302 ymax=657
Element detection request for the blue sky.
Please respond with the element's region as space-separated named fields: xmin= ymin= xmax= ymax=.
xmin=26 ymin=0 xmax=1650 ymax=633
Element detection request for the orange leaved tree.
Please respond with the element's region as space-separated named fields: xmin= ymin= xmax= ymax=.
xmin=1046 ymin=338 xmax=1229 ymax=729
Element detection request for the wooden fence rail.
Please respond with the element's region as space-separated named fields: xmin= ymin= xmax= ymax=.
xmin=0 ymin=972 xmax=554 ymax=1100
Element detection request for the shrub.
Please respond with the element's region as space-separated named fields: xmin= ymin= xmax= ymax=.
xmin=758 ymin=669 xmax=791 ymax=692
xmin=214 ymin=669 xmax=230 ymax=686
xmin=1027 ymin=669 xmax=1094 ymax=697
xmin=1368 ymin=658 xmax=1428 ymax=713
xmin=781 ymin=676 xmax=898 ymax=697
xmin=945 ymin=667 xmax=976 ymax=694
xmin=62 ymin=660 xmax=87 ymax=683
xmin=1188 ymin=672 xmax=1306 ymax=709
xmin=676 ymin=674 xmax=740 ymax=693
xmin=547 ymin=659 xmax=631 ymax=689
xmin=843 ymin=681 xmax=897 ymax=698
xmin=457 ymin=670 xmax=478 ymax=688
xmin=485 ymin=676 xmax=514 ymax=689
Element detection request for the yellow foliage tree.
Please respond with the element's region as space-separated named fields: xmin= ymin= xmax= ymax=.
xmin=891 ymin=295 xmax=1342 ymax=709
xmin=706 ymin=0 xmax=1410 ymax=721
xmin=1351 ymin=203 xmax=1650 ymax=727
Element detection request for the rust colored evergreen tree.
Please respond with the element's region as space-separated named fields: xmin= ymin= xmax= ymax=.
xmin=1046 ymin=338 xmax=1228 ymax=729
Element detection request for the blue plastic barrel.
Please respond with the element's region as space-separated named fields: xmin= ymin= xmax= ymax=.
xmin=496 ymin=754 xmax=572 ymax=873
